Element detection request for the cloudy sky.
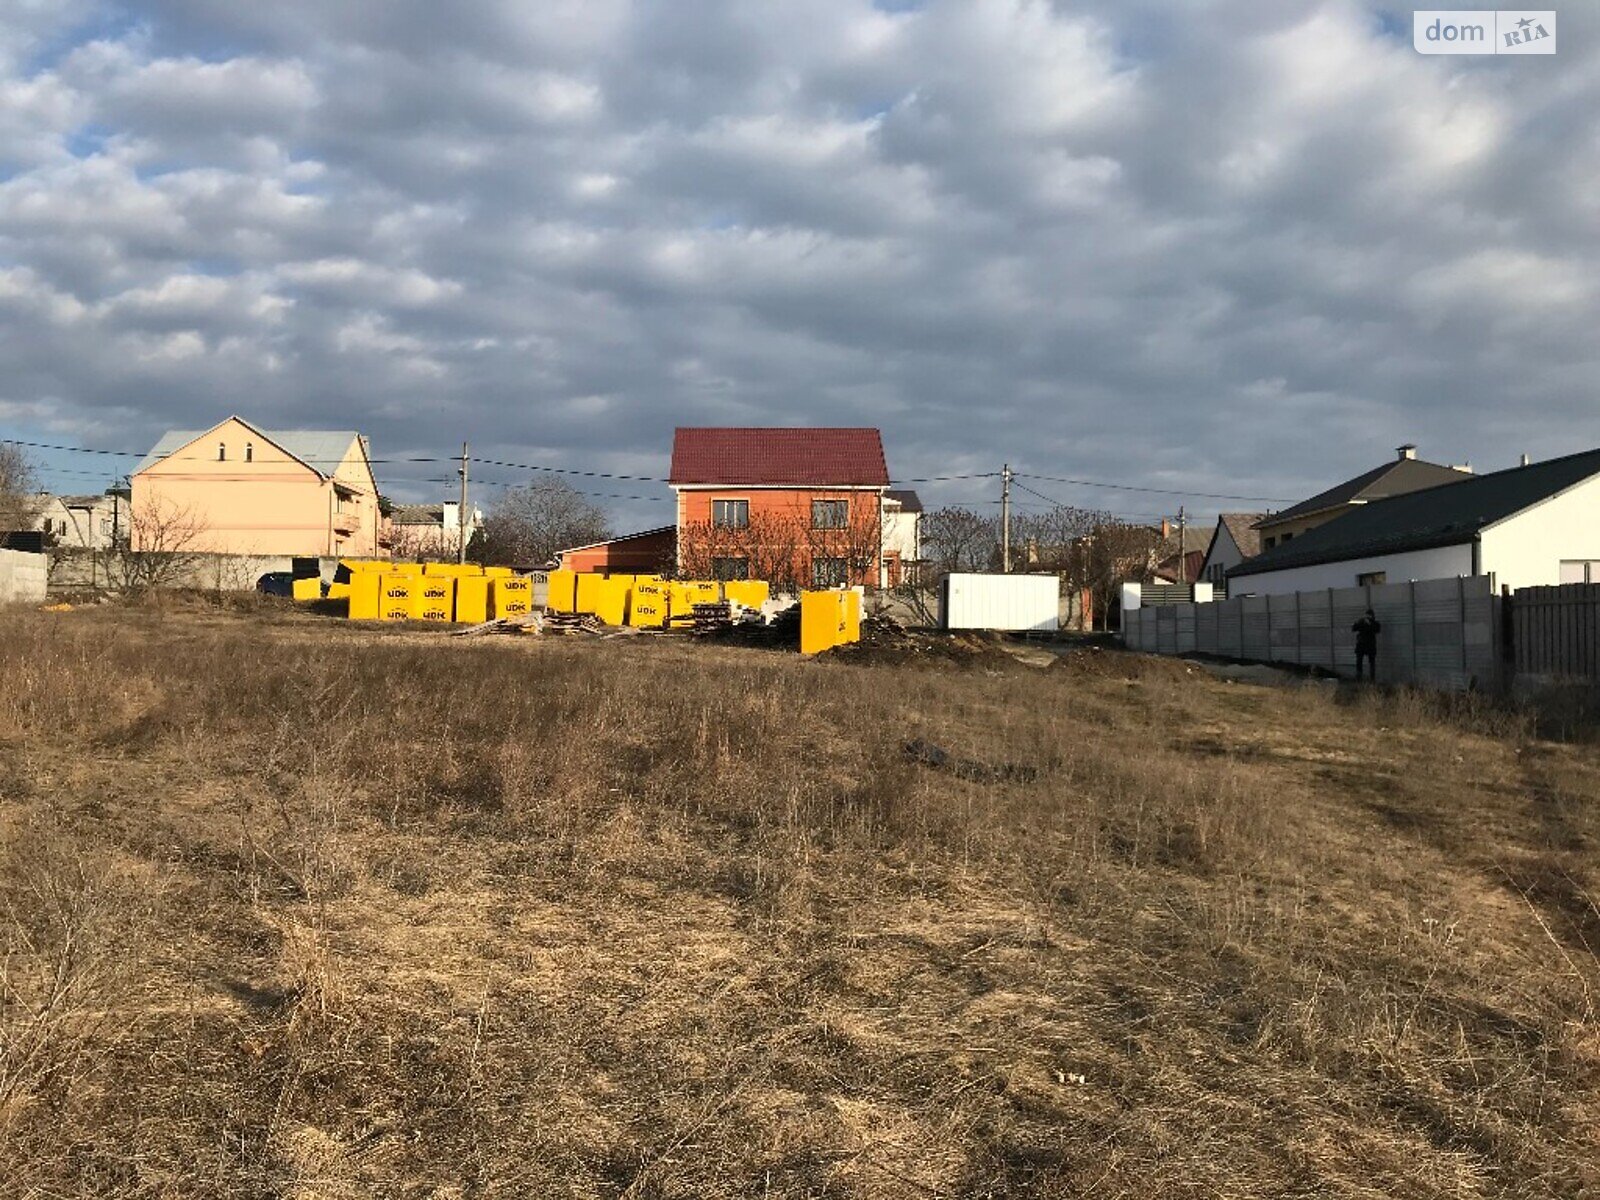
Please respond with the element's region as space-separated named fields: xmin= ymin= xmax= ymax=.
xmin=1 ymin=0 xmax=1595 ymax=528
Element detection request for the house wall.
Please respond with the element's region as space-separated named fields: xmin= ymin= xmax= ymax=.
xmin=1200 ymin=524 xmax=1245 ymax=584
xmin=1479 ymin=473 xmax=1600 ymax=592
xmin=131 ymin=418 xmax=382 ymax=557
xmin=1256 ymin=505 xmax=1352 ymax=549
xmin=36 ymin=494 xmax=129 ymax=550
xmin=881 ymin=504 xmax=920 ymax=587
xmin=561 ymin=529 xmax=677 ymax=574
xmin=1231 ymin=544 xmax=1473 ymax=596
xmin=675 ymin=486 xmax=885 ymax=587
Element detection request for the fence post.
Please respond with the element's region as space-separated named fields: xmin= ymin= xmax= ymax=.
xmin=1459 ymin=575 xmax=1468 ymax=676
xmin=1328 ymin=588 xmax=1336 ymax=675
xmin=1409 ymin=581 xmax=1418 ymax=683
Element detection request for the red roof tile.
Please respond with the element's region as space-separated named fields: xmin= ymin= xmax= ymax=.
xmin=669 ymin=427 xmax=890 ymax=487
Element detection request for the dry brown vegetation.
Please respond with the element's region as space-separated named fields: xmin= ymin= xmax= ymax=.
xmin=2 ymin=604 xmax=1598 ymax=1198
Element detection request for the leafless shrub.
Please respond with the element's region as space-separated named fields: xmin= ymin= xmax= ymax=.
xmin=107 ymin=497 xmax=209 ymax=594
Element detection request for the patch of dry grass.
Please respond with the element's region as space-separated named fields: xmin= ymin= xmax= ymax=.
xmin=1 ymin=607 xmax=1597 ymax=1197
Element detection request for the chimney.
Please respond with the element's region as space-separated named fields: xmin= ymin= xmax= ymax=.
xmin=1160 ymin=518 xmax=1171 ymax=538
xmin=1519 ymin=453 xmax=1531 ymax=467
xmin=1396 ymin=443 xmax=1417 ymax=461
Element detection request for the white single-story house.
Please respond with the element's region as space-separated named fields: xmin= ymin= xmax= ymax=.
xmin=1198 ymin=512 xmax=1266 ymax=588
xmin=1228 ymin=448 xmax=1600 ymax=595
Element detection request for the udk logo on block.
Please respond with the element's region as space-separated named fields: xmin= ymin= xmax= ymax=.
xmin=1414 ymin=10 xmax=1556 ymax=54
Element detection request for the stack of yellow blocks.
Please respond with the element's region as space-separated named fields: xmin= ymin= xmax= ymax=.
xmin=490 ymin=575 xmax=532 ymax=618
xmin=413 ymin=575 xmax=454 ymax=622
xmin=378 ymin=574 xmax=417 ymax=622
xmin=723 ymin=580 xmax=769 ymax=611
xmin=592 ymin=576 xmax=631 ymax=626
xmin=800 ymin=590 xmax=862 ymax=655
xmin=629 ymin=578 xmax=668 ymax=628
xmin=545 ymin=569 xmax=577 ymax=614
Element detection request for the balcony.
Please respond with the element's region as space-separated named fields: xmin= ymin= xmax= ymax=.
xmin=332 ymin=509 xmax=361 ymax=535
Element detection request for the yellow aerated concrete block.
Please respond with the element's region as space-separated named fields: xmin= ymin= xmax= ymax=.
xmin=575 ymin=572 xmax=605 ymax=614
xmin=483 ymin=566 xmax=513 ymax=578
xmin=545 ymin=569 xmax=576 ymax=613
xmin=378 ymin=575 xmax=416 ymax=621
xmin=801 ymin=590 xmax=852 ymax=655
xmin=387 ymin=561 xmax=423 ymax=576
xmin=843 ymin=589 xmax=861 ymax=645
xmin=349 ymin=572 xmax=382 ymax=620
xmin=424 ymin=562 xmax=482 ymax=577
xmin=454 ymin=575 xmax=490 ymax=625
xmin=327 ymin=581 xmax=350 ymax=601
xmin=669 ymin=580 xmax=720 ymax=620
xmin=593 ymin=576 xmax=630 ymax=626
xmin=629 ymin=581 xmax=667 ymax=628
xmin=413 ymin=576 xmax=455 ymax=622
xmin=291 ymin=576 xmax=322 ymax=602
xmin=723 ymin=580 xmax=770 ymax=610
xmin=491 ymin=575 xmax=532 ymax=618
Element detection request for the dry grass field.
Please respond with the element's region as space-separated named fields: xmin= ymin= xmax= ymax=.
xmin=2 ymin=601 xmax=1598 ymax=1198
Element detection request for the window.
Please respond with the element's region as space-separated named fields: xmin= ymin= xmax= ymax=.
xmin=218 ymin=443 xmax=227 ymax=461
xmin=712 ymin=499 xmax=749 ymax=529
xmin=100 ymin=519 xmax=113 ymax=536
xmin=1281 ymin=532 xmax=1294 ymax=542
xmin=1208 ymin=563 xmax=1226 ymax=584
xmin=1357 ymin=571 xmax=1387 ymax=586
xmin=711 ymin=556 xmax=749 ymax=581
xmin=812 ymin=499 xmax=848 ymax=530
xmin=812 ymin=556 xmax=848 ymax=588
xmin=1264 ymin=536 xmax=1277 ymax=549
xmin=245 ymin=443 xmax=254 ymax=463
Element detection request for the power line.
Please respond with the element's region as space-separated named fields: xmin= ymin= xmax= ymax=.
xmin=1012 ymin=469 xmax=1293 ymax=504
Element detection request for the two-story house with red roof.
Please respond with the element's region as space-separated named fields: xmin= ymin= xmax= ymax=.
xmin=668 ymin=427 xmax=892 ymax=591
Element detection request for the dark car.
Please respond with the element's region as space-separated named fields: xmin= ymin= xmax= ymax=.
xmin=255 ymin=571 xmax=297 ymax=597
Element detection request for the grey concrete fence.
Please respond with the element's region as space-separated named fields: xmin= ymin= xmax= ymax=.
xmin=1123 ymin=575 xmax=1503 ymax=691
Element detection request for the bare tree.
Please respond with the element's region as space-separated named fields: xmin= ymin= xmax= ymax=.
xmin=0 ymin=443 xmax=41 ymax=533
xmin=473 ymin=480 xmax=610 ymax=567
xmin=920 ymin=507 xmax=1000 ymax=581
xmin=108 ymin=499 xmax=208 ymax=593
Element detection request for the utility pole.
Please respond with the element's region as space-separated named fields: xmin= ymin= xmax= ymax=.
xmin=457 ymin=442 xmax=470 ymax=564
xmin=1177 ymin=504 xmax=1186 ymax=582
xmin=1000 ymin=463 xmax=1013 ymax=573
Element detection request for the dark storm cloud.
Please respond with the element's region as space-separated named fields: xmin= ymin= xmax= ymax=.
xmin=1 ymin=0 xmax=1596 ymax=523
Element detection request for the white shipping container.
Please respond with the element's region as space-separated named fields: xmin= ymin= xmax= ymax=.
xmin=940 ymin=573 xmax=1060 ymax=632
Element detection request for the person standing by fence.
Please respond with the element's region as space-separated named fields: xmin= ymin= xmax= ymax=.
xmin=1352 ymin=608 xmax=1381 ymax=681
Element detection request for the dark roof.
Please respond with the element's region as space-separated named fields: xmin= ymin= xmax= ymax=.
xmin=1218 ymin=512 xmax=1265 ymax=559
xmin=1233 ymin=448 xmax=1600 ymax=578
xmin=555 ymin=525 xmax=677 ymax=556
xmin=391 ymin=503 xmax=445 ymax=526
xmin=885 ymin=489 xmax=923 ymax=513
xmin=669 ymin=427 xmax=890 ymax=487
xmin=1199 ymin=512 xmax=1266 ymax=573
xmin=1261 ymin=457 xmax=1469 ymax=527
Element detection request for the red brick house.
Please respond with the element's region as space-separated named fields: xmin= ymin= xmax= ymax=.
xmin=557 ymin=525 xmax=677 ymax=574
xmin=669 ymin=427 xmax=892 ymax=590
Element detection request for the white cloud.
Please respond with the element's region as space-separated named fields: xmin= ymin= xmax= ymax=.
xmin=0 ymin=0 xmax=1597 ymax=520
